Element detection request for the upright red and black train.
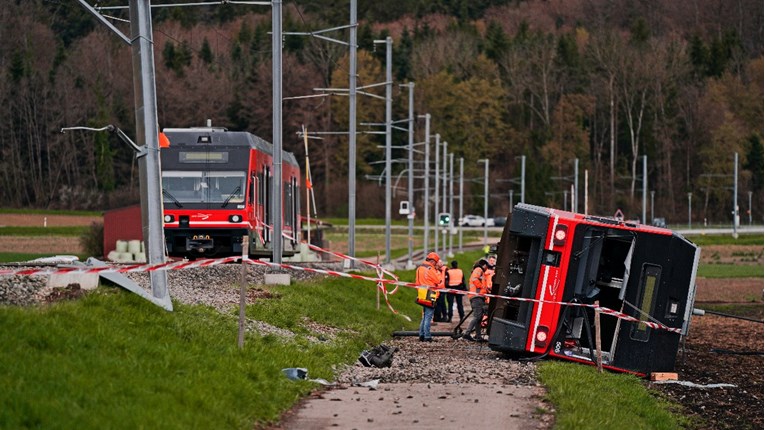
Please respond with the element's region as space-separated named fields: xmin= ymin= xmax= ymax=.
xmin=159 ymin=126 xmax=301 ymax=259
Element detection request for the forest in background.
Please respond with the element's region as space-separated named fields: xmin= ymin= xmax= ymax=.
xmin=0 ymin=0 xmax=762 ymax=224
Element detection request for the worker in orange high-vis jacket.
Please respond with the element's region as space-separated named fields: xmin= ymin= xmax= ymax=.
xmin=445 ymin=260 xmax=466 ymax=322
xmin=416 ymin=252 xmax=444 ymax=342
xmin=484 ymin=255 xmax=497 ymax=303
xmin=462 ymin=258 xmax=490 ymax=341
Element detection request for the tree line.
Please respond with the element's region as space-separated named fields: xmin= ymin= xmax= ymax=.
xmin=0 ymin=0 xmax=762 ymax=224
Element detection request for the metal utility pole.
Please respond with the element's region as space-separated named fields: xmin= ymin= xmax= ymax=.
xmin=434 ymin=133 xmax=440 ymax=256
xmin=272 ymin=0 xmax=283 ymax=263
xmin=420 ymin=114 xmax=431 ymax=253
xmin=448 ymin=152 xmax=454 ymax=258
xmin=688 ymin=193 xmax=692 ymax=228
xmin=406 ymin=82 xmax=415 ymax=268
xmin=380 ymin=37 xmax=392 ymax=264
xmin=650 ymin=191 xmax=655 ymax=224
xmin=733 ymin=152 xmax=739 ymax=238
xmin=748 ymin=191 xmax=753 ymax=225
xmin=508 ymin=190 xmax=514 ymax=213
xmin=563 ymin=189 xmax=569 ymax=211
xmin=129 ymin=0 xmax=170 ymax=310
xmin=641 ymin=155 xmax=647 ymax=225
xmin=574 ymin=158 xmax=579 ymax=213
xmin=459 ymin=157 xmax=464 ymax=253
xmin=584 ymin=169 xmax=589 ymax=215
xmin=348 ymin=0 xmax=358 ymax=264
xmin=479 ymin=159 xmax=489 ymax=247
xmin=520 ymin=155 xmax=526 ymax=203
xmin=442 ymin=141 xmax=448 ymax=254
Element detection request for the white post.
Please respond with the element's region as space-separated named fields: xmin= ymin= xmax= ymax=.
xmin=459 ymin=157 xmax=464 ymax=253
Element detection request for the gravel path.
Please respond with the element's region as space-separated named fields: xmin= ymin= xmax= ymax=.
xmin=272 ymin=322 xmax=552 ymax=429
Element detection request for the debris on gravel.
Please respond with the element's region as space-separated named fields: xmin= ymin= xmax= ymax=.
xmin=334 ymin=335 xmax=539 ymax=387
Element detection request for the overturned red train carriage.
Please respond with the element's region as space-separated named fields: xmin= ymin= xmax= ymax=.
xmin=487 ymin=203 xmax=701 ymax=376
xmin=159 ymin=126 xmax=301 ymax=259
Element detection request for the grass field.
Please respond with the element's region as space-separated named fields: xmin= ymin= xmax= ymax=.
xmin=0 ymin=265 xmax=692 ymax=429
xmin=697 ymin=263 xmax=763 ymax=278
xmin=539 ymin=361 xmax=688 ymax=430
xmin=0 ymin=276 xmax=421 ymax=429
xmin=0 ymin=226 xmax=88 ymax=236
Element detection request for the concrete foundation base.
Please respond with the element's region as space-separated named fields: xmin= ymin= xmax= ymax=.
xmin=265 ymin=273 xmax=291 ymax=285
xmin=48 ymin=273 xmax=99 ymax=290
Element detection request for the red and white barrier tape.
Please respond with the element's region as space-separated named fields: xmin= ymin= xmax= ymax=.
xmin=1 ymin=255 xmax=681 ymax=334
xmin=273 ymin=224 xmax=404 ymax=317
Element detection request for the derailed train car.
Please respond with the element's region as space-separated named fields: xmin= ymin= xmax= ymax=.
xmin=159 ymin=126 xmax=301 ymax=259
xmin=487 ymin=203 xmax=701 ymax=376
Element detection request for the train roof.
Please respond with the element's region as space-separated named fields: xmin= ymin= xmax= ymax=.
xmin=162 ymin=127 xmax=299 ymax=166
xmin=514 ymin=203 xmax=672 ymax=236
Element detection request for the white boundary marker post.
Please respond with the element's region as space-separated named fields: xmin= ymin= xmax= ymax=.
xmin=595 ymin=300 xmax=603 ymax=373
xmin=238 ymin=236 xmax=249 ymax=349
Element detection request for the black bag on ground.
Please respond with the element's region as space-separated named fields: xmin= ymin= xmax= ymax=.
xmin=358 ymin=344 xmax=397 ymax=368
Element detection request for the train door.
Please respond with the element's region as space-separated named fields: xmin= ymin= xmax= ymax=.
xmin=283 ymin=178 xmax=293 ymax=242
xmin=553 ymin=227 xmax=636 ymax=365
xmin=262 ymin=166 xmax=272 ymax=244
xmin=293 ymin=176 xmax=300 ymax=244
xmin=248 ymin=171 xmax=258 ymax=250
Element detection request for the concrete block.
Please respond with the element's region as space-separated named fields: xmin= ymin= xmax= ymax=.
xmin=48 ymin=272 xmax=99 ymax=290
xmin=265 ymin=273 xmax=291 ymax=286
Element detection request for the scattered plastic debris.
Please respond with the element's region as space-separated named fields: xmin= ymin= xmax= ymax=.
xmin=353 ymin=379 xmax=380 ymax=390
xmin=281 ymin=368 xmax=335 ymax=386
xmin=652 ymin=380 xmax=736 ymax=389
xmin=27 ymin=255 xmax=80 ymax=264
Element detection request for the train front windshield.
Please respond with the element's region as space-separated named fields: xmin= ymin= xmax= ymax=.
xmin=162 ymin=171 xmax=246 ymax=205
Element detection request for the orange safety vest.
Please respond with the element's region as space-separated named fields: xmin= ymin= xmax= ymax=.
xmin=446 ymin=268 xmax=464 ymax=287
xmin=415 ymin=263 xmax=442 ymax=307
xmin=484 ymin=267 xmax=495 ymax=289
xmin=469 ymin=267 xmax=488 ymax=296
xmin=416 ymin=263 xmax=441 ymax=297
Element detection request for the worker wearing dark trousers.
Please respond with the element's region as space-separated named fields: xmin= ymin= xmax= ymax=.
xmin=462 ymin=259 xmax=490 ymax=341
xmin=445 ymin=261 xmax=465 ymax=322
xmin=433 ymin=263 xmax=448 ymax=322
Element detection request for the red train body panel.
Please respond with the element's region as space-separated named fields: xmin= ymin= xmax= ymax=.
xmin=160 ymin=127 xmax=300 ymax=259
xmin=487 ymin=203 xmax=700 ymax=376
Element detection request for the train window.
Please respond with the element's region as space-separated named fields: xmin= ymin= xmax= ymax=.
xmin=208 ymin=171 xmax=245 ymax=203
xmin=630 ymin=264 xmax=661 ymax=342
xmin=292 ymin=176 xmax=299 ymax=238
xmin=258 ymin=171 xmax=265 ymax=206
xmin=162 ymin=171 xmax=204 ymax=202
xmin=284 ymin=181 xmax=293 ymax=228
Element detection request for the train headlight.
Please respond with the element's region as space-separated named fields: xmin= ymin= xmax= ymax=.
xmin=229 ymin=214 xmax=242 ymax=223
xmin=553 ymin=224 xmax=568 ymax=246
xmin=535 ymin=326 xmax=550 ymax=348
xmin=164 ymin=215 xmax=174 ymax=223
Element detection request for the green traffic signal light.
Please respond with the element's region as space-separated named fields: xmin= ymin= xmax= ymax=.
xmin=439 ymin=213 xmax=450 ymax=226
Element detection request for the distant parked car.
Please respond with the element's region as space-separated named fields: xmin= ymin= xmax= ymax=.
xmin=459 ymin=215 xmax=490 ymax=227
xmin=652 ymin=217 xmax=667 ymax=228
xmin=493 ymin=216 xmax=507 ymax=227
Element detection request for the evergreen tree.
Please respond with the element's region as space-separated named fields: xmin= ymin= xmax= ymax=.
xmin=199 ymin=38 xmax=214 ymax=65
xmin=484 ymin=21 xmax=509 ymax=61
